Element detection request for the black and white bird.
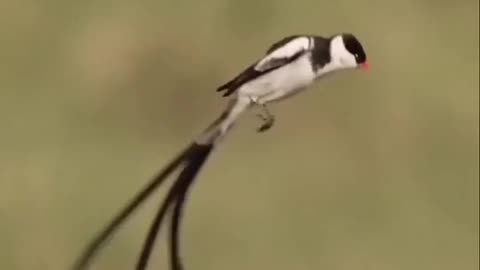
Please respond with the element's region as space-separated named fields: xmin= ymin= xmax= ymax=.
xmin=73 ymin=33 xmax=368 ymax=270
xmin=213 ymin=33 xmax=368 ymax=134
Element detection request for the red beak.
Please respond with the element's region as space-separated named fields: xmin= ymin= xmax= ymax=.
xmin=359 ymin=61 xmax=370 ymax=70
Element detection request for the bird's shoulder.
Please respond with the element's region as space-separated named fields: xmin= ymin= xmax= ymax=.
xmin=265 ymin=35 xmax=306 ymax=54
xmin=254 ymin=35 xmax=313 ymax=72
xmin=216 ymin=35 xmax=318 ymax=97
xmin=263 ymin=35 xmax=313 ymax=58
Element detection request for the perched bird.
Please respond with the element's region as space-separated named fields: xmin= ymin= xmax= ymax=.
xmin=72 ymin=33 xmax=368 ymax=270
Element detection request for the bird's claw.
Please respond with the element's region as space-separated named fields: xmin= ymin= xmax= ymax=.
xmin=256 ymin=115 xmax=274 ymax=133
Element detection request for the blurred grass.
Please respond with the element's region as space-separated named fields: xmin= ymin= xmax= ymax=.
xmin=0 ymin=0 xmax=478 ymax=269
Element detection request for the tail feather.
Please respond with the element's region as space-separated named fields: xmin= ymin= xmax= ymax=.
xmin=71 ymin=144 xmax=195 ymax=270
xmin=72 ymin=99 xmax=241 ymax=270
xmin=169 ymin=144 xmax=214 ymax=270
xmin=135 ymin=144 xmax=214 ymax=270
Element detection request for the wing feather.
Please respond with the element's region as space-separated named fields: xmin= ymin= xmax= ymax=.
xmin=254 ymin=36 xmax=311 ymax=71
xmin=217 ymin=35 xmax=313 ymax=97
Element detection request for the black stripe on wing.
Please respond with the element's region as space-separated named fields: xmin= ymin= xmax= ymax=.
xmin=216 ymin=35 xmax=308 ymax=97
xmin=216 ymin=63 xmax=262 ymax=97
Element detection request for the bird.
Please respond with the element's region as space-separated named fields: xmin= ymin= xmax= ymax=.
xmin=72 ymin=33 xmax=368 ymax=270
xmin=214 ymin=33 xmax=369 ymax=133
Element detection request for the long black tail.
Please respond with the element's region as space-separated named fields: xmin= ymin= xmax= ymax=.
xmin=71 ymin=143 xmax=214 ymax=270
xmin=135 ymin=143 xmax=213 ymax=270
xmin=167 ymin=145 xmax=212 ymax=270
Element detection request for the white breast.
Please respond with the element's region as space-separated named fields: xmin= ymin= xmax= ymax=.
xmin=238 ymin=53 xmax=316 ymax=104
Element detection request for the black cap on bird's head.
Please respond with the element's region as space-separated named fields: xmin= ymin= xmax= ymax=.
xmin=341 ymin=33 xmax=369 ymax=70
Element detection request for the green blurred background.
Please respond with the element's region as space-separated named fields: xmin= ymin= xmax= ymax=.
xmin=0 ymin=0 xmax=478 ymax=269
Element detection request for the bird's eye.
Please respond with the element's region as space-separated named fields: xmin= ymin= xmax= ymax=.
xmin=354 ymin=54 xmax=359 ymax=58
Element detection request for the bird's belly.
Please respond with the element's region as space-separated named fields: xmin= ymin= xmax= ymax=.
xmin=238 ymin=56 xmax=315 ymax=103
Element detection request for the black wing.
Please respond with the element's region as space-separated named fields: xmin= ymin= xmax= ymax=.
xmin=216 ymin=63 xmax=262 ymax=97
xmin=216 ymin=35 xmax=310 ymax=97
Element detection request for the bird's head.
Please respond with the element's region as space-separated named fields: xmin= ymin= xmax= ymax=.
xmin=330 ymin=33 xmax=369 ymax=71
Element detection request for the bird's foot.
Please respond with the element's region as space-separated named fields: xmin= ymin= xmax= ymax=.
xmin=256 ymin=113 xmax=275 ymax=133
